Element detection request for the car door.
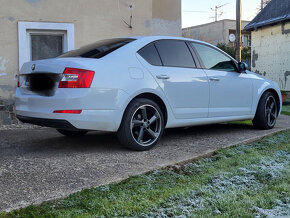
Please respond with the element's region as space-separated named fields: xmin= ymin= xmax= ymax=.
xmin=138 ymin=40 xmax=209 ymax=119
xmin=190 ymin=42 xmax=253 ymax=117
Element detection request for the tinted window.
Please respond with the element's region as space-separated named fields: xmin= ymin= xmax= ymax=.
xmin=138 ymin=43 xmax=162 ymax=66
xmin=191 ymin=43 xmax=236 ymax=71
xmin=155 ymin=40 xmax=196 ymax=68
xmin=60 ymin=38 xmax=135 ymax=59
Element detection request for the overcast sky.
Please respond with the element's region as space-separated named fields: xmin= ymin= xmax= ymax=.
xmin=182 ymin=0 xmax=261 ymax=27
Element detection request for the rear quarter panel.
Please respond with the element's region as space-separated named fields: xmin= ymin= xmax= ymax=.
xmin=91 ymin=43 xmax=175 ymax=128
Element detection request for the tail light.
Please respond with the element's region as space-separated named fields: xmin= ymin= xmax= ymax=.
xmin=58 ymin=68 xmax=94 ymax=88
xmin=53 ymin=110 xmax=82 ymax=114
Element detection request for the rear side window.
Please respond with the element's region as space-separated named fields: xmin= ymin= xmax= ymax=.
xmin=59 ymin=38 xmax=135 ymax=59
xmin=155 ymin=40 xmax=196 ymax=68
xmin=138 ymin=43 xmax=162 ymax=66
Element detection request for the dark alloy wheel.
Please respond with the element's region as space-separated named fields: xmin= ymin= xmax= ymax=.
xmin=253 ymin=92 xmax=278 ymax=130
xmin=117 ymin=98 xmax=164 ymax=151
xmin=264 ymin=95 xmax=278 ymax=127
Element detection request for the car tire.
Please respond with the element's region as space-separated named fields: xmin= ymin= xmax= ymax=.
xmin=252 ymin=91 xmax=278 ymax=130
xmin=57 ymin=129 xmax=88 ymax=137
xmin=117 ymin=98 xmax=164 ymax=151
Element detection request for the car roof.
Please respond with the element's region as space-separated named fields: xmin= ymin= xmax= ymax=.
xmin=128 ymin=35 xmax=214 ymax=47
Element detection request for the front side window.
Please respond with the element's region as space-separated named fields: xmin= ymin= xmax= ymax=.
xmin=191 ymin=43 xmax=236 ymax=72
xmin=138 ymin=43 xmax=162 ymax=66
xmin=155 ymin=40 xmax=196 ymax=68
xmin=60 ymin=38 xmax=135 ymax=59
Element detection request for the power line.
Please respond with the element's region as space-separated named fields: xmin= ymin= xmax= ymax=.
xmin=183 ymin=10 xmax=211 ymax=13
xmin=211 ymin=3 xmax=229 ymax=22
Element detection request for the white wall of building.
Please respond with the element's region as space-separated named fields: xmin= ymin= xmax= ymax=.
xmin=251 ymin=21 xmax=290 ymax=91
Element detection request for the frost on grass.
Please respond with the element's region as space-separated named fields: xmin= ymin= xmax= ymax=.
xmin=98 ymin=185 xmax=110 ymax=192
xmin=139 ymin=172 xmax=260 ymax=217
xmin=254 ymin=199 xmax=290 ymax=218
xmin=275 ymin=150 xmax=290 ymax=159
xmin=256 ymin=159 xmax=286 ymax=179
xmin=206 ymin=174 xmax=258 ymax=192
xmin=139 ymin=191 xmax=205 ymax=218
xmin=139 ymin=147 xmax=290 ymax=217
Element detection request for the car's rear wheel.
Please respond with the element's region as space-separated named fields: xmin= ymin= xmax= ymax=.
xmin=252 ymin=91 xmax=278 ymax=130
xmin=57 ymin=129 xmax=88 ymax=137
xmin=117 ymin=98 xmax=164 ymax=151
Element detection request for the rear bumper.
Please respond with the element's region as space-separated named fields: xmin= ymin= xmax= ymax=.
xmin=14 ymin=88 xmax=129 ymax=131
xmin=17 ymin=115 xmax=77 ymax=130
xmin=15 ymin=109 xmax=121 ymax=131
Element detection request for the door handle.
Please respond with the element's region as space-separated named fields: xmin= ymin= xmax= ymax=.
xmin=209 ymin=77 xmax=220 ymax=82
xmin=156 ymin=75 xmax=170 ymax=80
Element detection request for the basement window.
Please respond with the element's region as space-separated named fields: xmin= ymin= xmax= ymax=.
xmin=30 ymin=33 xmax=64 ymax=61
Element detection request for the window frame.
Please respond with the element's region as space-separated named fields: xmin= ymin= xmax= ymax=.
xmin=18 ymin=21 xmax=74 ymax=69
xmin=137 ymin=42 xmax=163 ymax=66
xmin=28 ymin=30 xmax=66 ymax=61
xmin=138 ymin=39 xmax=201 ymax=69
xmin=189 ymin=41 xmax=240 ymax=73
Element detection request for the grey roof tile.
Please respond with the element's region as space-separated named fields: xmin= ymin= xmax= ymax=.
xmin=244 ymin=0 xmax=290 ymax=30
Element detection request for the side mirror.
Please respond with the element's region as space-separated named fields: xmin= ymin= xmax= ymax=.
xmin=237 ymin=62 xmax=248 ymax=73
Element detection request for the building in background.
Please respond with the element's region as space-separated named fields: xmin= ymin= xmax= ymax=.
xmin=182 ymin=19 xmax=250 ymax=46
xmin=244 ymin=0 xmax=290 ymax=91
xmin=0 ymin=0 xmax=181 ymax=124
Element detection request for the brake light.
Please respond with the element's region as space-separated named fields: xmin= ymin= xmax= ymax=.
xmin=53 ymin=110 xmax=82 ymax=114
xmin=58 ymin=68 xmax=94 ymax=88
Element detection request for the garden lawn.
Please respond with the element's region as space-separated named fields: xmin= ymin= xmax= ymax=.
xmin=282 ymin=105 xmax=290 ymax=116
xmin=1 ymin=131 xmax=290 ymax=218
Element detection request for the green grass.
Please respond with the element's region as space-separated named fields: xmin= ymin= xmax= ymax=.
xmin=1 ymin=130 xmax=290 ymax=218
xmin=282 ymin=105 xmax=290 ymax=116
xmin=228 ymin=119 xmax=253 ymax=126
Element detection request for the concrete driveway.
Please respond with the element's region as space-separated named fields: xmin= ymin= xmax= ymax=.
xmin=0 ymin=115 xmax=289 ymax=212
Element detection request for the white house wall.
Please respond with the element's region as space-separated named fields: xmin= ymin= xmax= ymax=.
xmin=152 ymin=0 xmax=182 ymax=37
xmin=251 ymin=22 xmax=290 ymax=91
xmin=0 ymin=0 xmax=181 ymax=105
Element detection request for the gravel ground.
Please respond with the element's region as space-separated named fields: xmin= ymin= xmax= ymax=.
xmin=0 ymin=115 xmax=289 ymax=212
xmin=0 ymin=123 xmax=42 ymax=130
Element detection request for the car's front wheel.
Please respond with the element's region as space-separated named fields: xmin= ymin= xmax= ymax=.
xmin=252 ymin=91 xmax=278 ymax=129
xmin=57 ymin=129 xmax=88 ymax=137
xmin=117 ymin=98 xmax=164 ymax=151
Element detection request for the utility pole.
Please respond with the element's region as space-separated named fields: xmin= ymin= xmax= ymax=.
xmin=214 ymin=6 xmax=218 ymax=22
xmin=235 ymin=0 xmax=242 ymax=62
xmin=211 ymin=3 xmax=228 ymax=22
xmin=261 ymin=0 xmax=264 ymax=10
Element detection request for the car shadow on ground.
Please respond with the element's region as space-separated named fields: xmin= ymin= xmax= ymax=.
xmin=163 ymin=123 xmax=254 ymax=136
xmin=10 ymin=123 xmax=254 ymax=155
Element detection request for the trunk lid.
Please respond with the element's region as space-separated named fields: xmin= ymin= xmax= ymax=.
xmin=19 ymin=58 xmax=68 ymax=96
xmin=18 ymin=58 xmax=98 ymax=96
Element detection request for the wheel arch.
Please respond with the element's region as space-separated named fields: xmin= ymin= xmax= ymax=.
xmin=121 ymin=92 xmax=168 ymax=127
xmin=266 ymin=88 xmax=281 ymax=112
xmin=257 ymin=88 xmax=281 ymax=114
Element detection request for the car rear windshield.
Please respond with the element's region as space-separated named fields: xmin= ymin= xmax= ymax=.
xmin=59 ymin=38 xmax=135 ymax=59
